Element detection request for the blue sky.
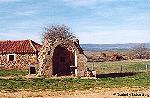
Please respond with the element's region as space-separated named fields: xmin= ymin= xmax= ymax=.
xmin=0 ymin=0 xmax=150 ymax=44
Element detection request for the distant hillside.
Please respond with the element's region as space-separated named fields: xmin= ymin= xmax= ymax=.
xmin=80 ymin=43 xmax=150 ymax=51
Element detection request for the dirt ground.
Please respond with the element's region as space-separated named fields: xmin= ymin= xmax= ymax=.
xmin=1 ymin=87 xmax=150 ymax=98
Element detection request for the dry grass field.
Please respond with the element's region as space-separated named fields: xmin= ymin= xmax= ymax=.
xmin=1 ymin=87 xmax=150 ymax=98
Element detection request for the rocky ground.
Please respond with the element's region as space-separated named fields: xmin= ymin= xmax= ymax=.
xmin=0 ymin=87 xmax=150 ymax=98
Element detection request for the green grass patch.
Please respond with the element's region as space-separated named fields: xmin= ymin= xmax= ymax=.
xmin=0 ymin=72 xmax=150 ymax=91
xmin=0 ymin=60 xmax=150 ymax=91
xmin=0 ymin=70 xmax=28 ymax=77
xmin=88 ymin=60 xmax=150 ymax=74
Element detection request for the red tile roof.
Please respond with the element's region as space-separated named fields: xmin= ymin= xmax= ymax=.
xmin=0 ymin=40 xmax=42 ymax=54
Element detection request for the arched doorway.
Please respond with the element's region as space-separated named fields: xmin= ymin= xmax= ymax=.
xmin=52 ymin=45 xmax=75 ymax=76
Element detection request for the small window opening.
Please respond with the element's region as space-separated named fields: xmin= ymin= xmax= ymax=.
xmin=8 ymin=54 xmax=15 ymax=61
xmin=29 ymin=66 xmax=36 ymax=74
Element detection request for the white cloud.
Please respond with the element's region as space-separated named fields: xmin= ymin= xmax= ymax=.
xmin=15 ymin=10 xmax=37 ymax=16
xmin=125 ymin=12 xmax=150 ymax=22
xmin=63 ymin=0 xmax=97 ymax=7
xmin=63 ymin=0 xmax=129 ymax=7
xmin=0 ymin=32 xmax=41 ymax=43
xmin=0 ymin=0 xmax=21 ymax=3
xmin=77 ymin=30 xmax=150 ymax=44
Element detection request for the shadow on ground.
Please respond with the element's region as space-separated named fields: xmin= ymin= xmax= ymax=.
xmin=96 ymin=72 xmax=137 ymax=78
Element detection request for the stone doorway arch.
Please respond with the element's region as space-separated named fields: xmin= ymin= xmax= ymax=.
xmin=52 ymin=45 xmax=75 ymax=76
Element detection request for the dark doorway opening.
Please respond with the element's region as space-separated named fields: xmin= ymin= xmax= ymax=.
xmin=53 ymin=45 xmax=75 ymax=76
xmin=29 ymin=66 xmax=36 ymax=74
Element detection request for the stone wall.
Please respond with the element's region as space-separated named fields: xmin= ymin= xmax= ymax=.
xmin=38 ymin=39 xmax=87 ymax=77
xmin=77 ymin=53 xmax=87 ymax=76
xmin=0 ymin=54 xmax=38 ymax=70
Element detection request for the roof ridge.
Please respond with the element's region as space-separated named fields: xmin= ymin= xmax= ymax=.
xmin=29 ymin=40 xmax=37 ymax=52
xmin=0 ymin=39 xmax=30 ymax=42
xmin=0 ymin=39 xmax=41 ymax=54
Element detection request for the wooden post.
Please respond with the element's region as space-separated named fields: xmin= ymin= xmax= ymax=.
xmin=92 ymin=53 xmax=94 ymax=71
xmin=92 ymin=60 xmax=94 ymax=71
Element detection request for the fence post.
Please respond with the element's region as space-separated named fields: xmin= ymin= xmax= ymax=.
xmin=92 ymin=60 xmax=94 ymax=70
xmin=146 ymin=64 xmax=148 ymax=71
xmin=120 ymin=64 xmax=123 ymax=73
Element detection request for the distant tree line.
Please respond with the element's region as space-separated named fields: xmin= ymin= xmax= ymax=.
xmin=85 ymin=44 xmax=150 ymax=62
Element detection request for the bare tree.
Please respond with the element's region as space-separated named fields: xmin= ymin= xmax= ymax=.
xmin=132 ymin=44 xmax=148 ymax=59
xmin=42 ymin=25 xmax=76 ymax=44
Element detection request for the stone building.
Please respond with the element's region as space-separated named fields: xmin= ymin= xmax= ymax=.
xmin=0 ymin=40 xmax=42 ymax=70
xmin=38 ymin=38 xmax=87 ymax=77
xmin=0 ymin=38 xmax=87 ymax=77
